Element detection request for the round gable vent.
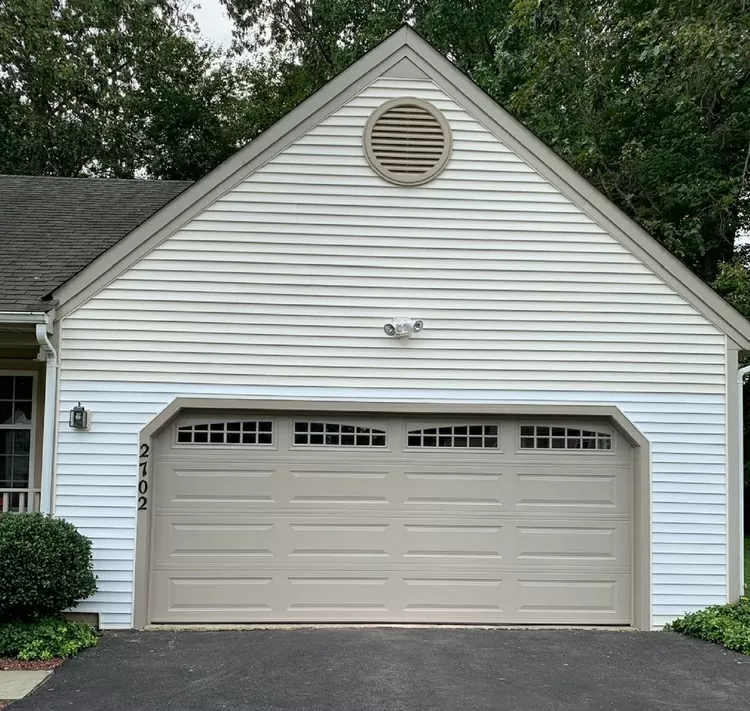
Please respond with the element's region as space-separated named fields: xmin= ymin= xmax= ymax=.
xmin=363 ymin=98 xmax=452 ymax=186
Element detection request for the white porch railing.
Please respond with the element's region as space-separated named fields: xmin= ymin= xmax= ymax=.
xmin=1 ymin=488 xmax=42 ymax=513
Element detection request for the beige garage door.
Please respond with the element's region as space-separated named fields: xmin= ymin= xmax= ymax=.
xmin=148 ymin=412 xmax=633 ymax=625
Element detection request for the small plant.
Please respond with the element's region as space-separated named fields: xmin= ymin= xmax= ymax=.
xmin=0 ymin=512 xmax=97 ymax=620
xmin=667 ymin=597 xmax=750 ymax=655
xmin=0 ymin=617 xmax=99 ymax=660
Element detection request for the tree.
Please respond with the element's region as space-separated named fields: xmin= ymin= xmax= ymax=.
xmin=222 ymin=0 xmax=750 ymax=281
xmin=0 ymin=0 xmax=256 ymax=178
xmin=713 ymin=245 xmax=750 ymax=322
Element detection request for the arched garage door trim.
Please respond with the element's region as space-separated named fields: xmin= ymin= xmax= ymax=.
xmin=133 ymin=399 xmax=651 ymax=629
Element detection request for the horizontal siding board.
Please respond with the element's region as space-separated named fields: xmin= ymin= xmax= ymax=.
xmin=57 ymin=374 xmax=724 ymax=394
xmin=66 ymin=316 xmax=721 ymax=339
xmin=55 ymin=76 xmax=727 ymax=628
xmin=58 ymin=350 xmax=723 ymax=371
xmin=655 ymin=566 xmax=727 ymax=575
xmin=180 ymin=221 xmax=610 ymax=237
xmin=57 ymin=382 xmax=725 ymax=408
xmin=61 ymin=332 xmax=726 ymax=353
xmin=655 ymin=570 xmax=721 ymax=593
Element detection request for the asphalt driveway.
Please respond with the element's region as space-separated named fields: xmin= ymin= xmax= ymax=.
xmin=10 ymin=628 xmax=750 ymax=711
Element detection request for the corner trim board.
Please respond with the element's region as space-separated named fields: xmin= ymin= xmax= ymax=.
xmin=727 ymin=340 xmax=742 ymax=600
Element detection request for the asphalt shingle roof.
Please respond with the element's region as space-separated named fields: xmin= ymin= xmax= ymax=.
xmin=0 ymin=175 xmax=193 ymax=312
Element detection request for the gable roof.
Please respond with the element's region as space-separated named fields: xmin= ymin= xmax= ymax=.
xmin=0 ymin=175 xmax=191 ymax=312
xmin=49 ymin=26 xmax=750 ymax=349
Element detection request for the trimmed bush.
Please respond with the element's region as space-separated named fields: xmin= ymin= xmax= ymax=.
xmin=0 ymin=513 xmax=97 ymax=620
xmin=0 ymin=617 xmax=99 ymax=660
xmin=667 ymin=597 xmax=750 ymax=654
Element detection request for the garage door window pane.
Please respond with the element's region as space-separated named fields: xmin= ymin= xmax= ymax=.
xmin=407 ymin=424 xmax=500 ymax=448
xmin=294 ymin=422 xmax=386 ymax=447
xmin=177 ymin=421 xmax=274 ymax=445
xmin=520 ymin=425 xmax=612 ymax=451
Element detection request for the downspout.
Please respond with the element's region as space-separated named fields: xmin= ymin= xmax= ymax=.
xmin=738 ymin=364 xmax=750 ymax=598
xmin=35 ymin=318 xmax=58 ymax=515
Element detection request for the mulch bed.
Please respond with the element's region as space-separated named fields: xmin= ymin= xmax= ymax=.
xmin=0 ymin=657 xmax=63 ymax=671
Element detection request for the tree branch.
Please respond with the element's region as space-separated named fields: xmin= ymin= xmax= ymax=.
xmin=282 ymin=0 xmax=335 ymax=71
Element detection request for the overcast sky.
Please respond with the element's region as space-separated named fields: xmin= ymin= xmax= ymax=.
xmin=194 ymin=0 xmax=235 ymax=48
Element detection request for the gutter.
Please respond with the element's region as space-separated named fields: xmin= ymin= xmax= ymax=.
xmin=35 ymin=316 xmax=58 ymax=515
xmin=0 ymin=311 xmax=49 ymax=325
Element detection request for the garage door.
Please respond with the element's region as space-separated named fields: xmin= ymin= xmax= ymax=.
xmin=148 ymin=412 xmax=633 ymax=625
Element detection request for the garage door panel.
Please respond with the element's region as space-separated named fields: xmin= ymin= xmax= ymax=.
xmin=151 ymin=571 xmax=510 ymax=624
xmin=287 ymin=463 xmax=507 ymax=511
xmin=150 ymin=569 xmax=630 ymax=624
xmin=153 ymin=514 xmax=627 ymax=571
xmin=515 ymin=521 xmax=631 ymax=565
xmin=157 ymin=460 xmax=510 ymax=514
xmin=155 ymin=514 xmax=509 ymax=566
xmin=402 ymin=522 xmax=503 ymax=561
xmin=512 ymin=574 xmax=631 ymax=624
xmin=155 ymin=461 xmax=278 ymax=507
xmin=155 ymin=574 xmax=275 ymax=618
xmin=514 ymin=468 xmax=630 ymax=514
xmin=285 ymin=465 xmax=393 ymax=507
xmin=149 ymin=414 xmax=634 ymax=625
xmin=152 ymin=517 xmax=275 ymax=564
xmin=401 ymin=466 xmax=505 ymax=510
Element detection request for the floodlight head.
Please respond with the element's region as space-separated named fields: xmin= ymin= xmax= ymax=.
xmin=383 ymin=319 xmax=424 ymax=339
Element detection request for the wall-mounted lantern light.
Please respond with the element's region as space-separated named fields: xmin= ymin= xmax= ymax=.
xmin=69 ymin=402 xmax=90 ymax=430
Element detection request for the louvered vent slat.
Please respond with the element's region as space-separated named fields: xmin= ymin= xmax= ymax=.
xmin=363 ymin=98 xmax=452 ymax=185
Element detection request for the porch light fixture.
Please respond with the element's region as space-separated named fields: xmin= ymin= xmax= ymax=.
xmin=69 ymin=402 xmax=90 ymax=430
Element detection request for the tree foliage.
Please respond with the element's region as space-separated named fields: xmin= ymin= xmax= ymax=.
xmin=0 ymin=0 xmax=262 ymax=178
xmin=712 ymin=245 xmax=750 ymax=321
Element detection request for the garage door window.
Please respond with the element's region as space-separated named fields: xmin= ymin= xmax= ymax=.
xmin=407 ymin=424 xmax=499 ymax=448
xmin=293 ymin=421 xmax=386 ymax=447
xmin=519 ymin=425 xmax=612 ymax=451
xmin=177 ymin=420 xmax=273 ymax=445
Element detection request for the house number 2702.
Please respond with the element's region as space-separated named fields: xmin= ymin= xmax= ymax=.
xmin=138 ymin=443 xmax=149 ymax=511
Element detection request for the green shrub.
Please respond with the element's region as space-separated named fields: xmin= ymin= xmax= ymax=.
xmin=667 ymin=597 xmax=750 ymax=655
xmin=0 ymin=513 xmax=97 ymax=620
xmin=0 ymin=617 xmax=98 ymax=660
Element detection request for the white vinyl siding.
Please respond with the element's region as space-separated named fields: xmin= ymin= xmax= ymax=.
xmin=55 ymin=77 xmax=727 ymax=628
